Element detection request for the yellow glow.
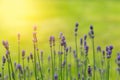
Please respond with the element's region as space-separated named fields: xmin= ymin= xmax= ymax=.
xmin=0 ymin=0 xmax=44 ymax=31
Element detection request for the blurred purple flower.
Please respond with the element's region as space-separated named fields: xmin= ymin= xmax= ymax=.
xmin=97 ymin=46 xmax=101 ymax=52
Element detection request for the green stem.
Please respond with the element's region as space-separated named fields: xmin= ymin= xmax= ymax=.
xmin=2 ymin=66 xmax=4 ymax=80
xmin=38 ymin=52 xmax=43 ymax=80
xmin=84 ymin=56 xmax=88 ymax=80
xmin=60 ymin=47 xmax=63 ymax=80
xmin=53 ymin=46 xmax=55 ymax=73
xmin=27 ymin=63 xmax=30 ymax=80
xmin=7 ymin=59 xmax=11 ymax=80
xmin=63 ymin=49 xmax=65 ymax=80
xmin=34 ymin=43 xmax=37 ymax=80
xmin=50 ymin=47 xmax=54 ymax=80
xmin=66 ymin=52 xmax=68 ymax=80
xmin=75 ymin=35 xmax=79 ymax=80
xmin=23 ymin=59 xmax=25 ymax=80
xmin=107 ymin=59 xmax=110 ymax=80
xmin=9 ymin=54 xmax=16 ymax=80
xmin=92 ymin=39 xmax=95 ymax=80
xmin=18 ymin=41 xmax=20 ymax=64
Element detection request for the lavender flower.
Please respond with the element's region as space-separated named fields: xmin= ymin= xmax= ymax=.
xmin=2 ymin=40 xmax=9 ymax=50
xmin=27 ymin=56 xmax=30 ymax=63
xmin=88 ymin=25 xmax=94 ymax=38
xmin=54 ymin=73 xmax=58 ymax=80
xmin=84 ymin=45 xmax=89 ymax=56
xmin=118 ymin=54 xmax=120 ymax=61
xmin=80 ymin=38 xmax=83 ymax=46
xmin=97 ymin=46 xmax=101 ymax=52
xmin=49 ymin=36 xmax=55 ymax=47
xmin=2 ymin=56 xmax=6 ymax=64
xmin=88 ymin=65 xmax=92 ymax=76
xmin=73 ymin=50 xmax=77 ymax=58
xmin=106 ymin=45 xmax=113 ymax=59
xmin=17 ymin=64 xmax=22 ymax=73
xmin=17 ymin=33 xmax=20 ymax=41
xmin=84 ymin=35 xmax=87 ymax=40
xmin=30 ymin=52 xmax=33 ymax=61
xmin=117 ymin=53 xmax=120 ymax=67
xmin=75 ymin=22 xmax=79 ymax=27
xmin=61 ymin=36 xmax=66 ymax=48
xmin=22 ymin=50 xmax=25 ymax=59
xmin=74 ymin=22 xmax=79 ymax=36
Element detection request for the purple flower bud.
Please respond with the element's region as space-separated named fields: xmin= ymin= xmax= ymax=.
xmin=90 ymin=25 xmax=93 ymax=30
xmin=74 ymin=27 xmax=78 ymax=32
xmin=117 ymin=54 xmax=120 ymax=61
xmin=102 ymin=50 xmax=105 ymax=56
xmin=97 ymin=46 xmax=101 ymax=52
xmin=80 ymin=38 xmax=83 ymax=46
xmin=66 ymin=47 xmax=68 ymax=53
xmin=2 ymin=40 xmax=6 ymax=46
xmin=6 ymin=50 xmax=9 ymax=59
xmin=107 ymin=50 xmax=112 ymax=55
xmin=54 ymin=73 xmax=58 ymax=80
xmin=109 ymin=45 xmax=113 ymax=50
xmin=62 ymin=60 xmax=66 ymax=67
xmin=27 ymin=56 xmax=30 ymax=63
xmin=18 ymin=33 xmax=20 ymax=41
xmin=49 ymin=36 xmax=55 ymax=47
xmin=84 ymin=41 xmax=87 ymax=47
xmin=106 ymin=46 xmax=109 ymax=52
xmin=84 ymin=45 xmax=89 ymax=55
xmin=58 ymin=51 xmax=61 ymax=55
xmin=2 ymin=40 xmax=9 ymax=50
xmin=30 ymin=52 xmax=33 ymax=60
xmin=78 ymin=73 xmax=80 ymax=79
xmin=53 ymin=36 xmax=55 ymax=46
xmin=73 ymin=50 xmax=77 ymax=58
xmin=88 ymin=25 xmax=94 ymax=39
xmin=88 ymin=65 xmax=92 ymax=76
xmin=75 ymin=22 xmax=79 ymax=27
xmin=84 ymin=35 xmax=87 ymax=40
xmin=2 ymin=56 xmax=6 ymax=64
xmin=17 ymin=64 xmax=22 ymax=73
xmin=22 ymin=50 xmax=25 ymax=58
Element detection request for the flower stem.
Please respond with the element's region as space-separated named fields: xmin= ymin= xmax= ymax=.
xmin=18 ymin=40 xmax=20 ymax=64
xmin=50 ymin=46 xmax=54 ymax=80
xmin=75 ymin=35 xmax=79 ymax=80
xmin=37 ymin=50 xmax=43 ymax=80
xmin=92 ymin=39 xmax=95 ymax=80
xmin=33 ymin=43 xmax=37 ymax=80
xmin=66 ymin=52 xmax=68 ymax=80
xmin=107 ymin=59 xmax=110 ymax=80
xmin=9 ymin=54 xmax=16 ymax=80
xmin=23 ymin=59 xmax=25 ymax=80
xmin=7 ymin=58 xmax=11 ymax=80
xmin=2 ymin=66 xmax=4 ymax=80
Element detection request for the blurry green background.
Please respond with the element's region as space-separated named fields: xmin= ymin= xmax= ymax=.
xmin=0 ymin=0 xmax=120 ymax=79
